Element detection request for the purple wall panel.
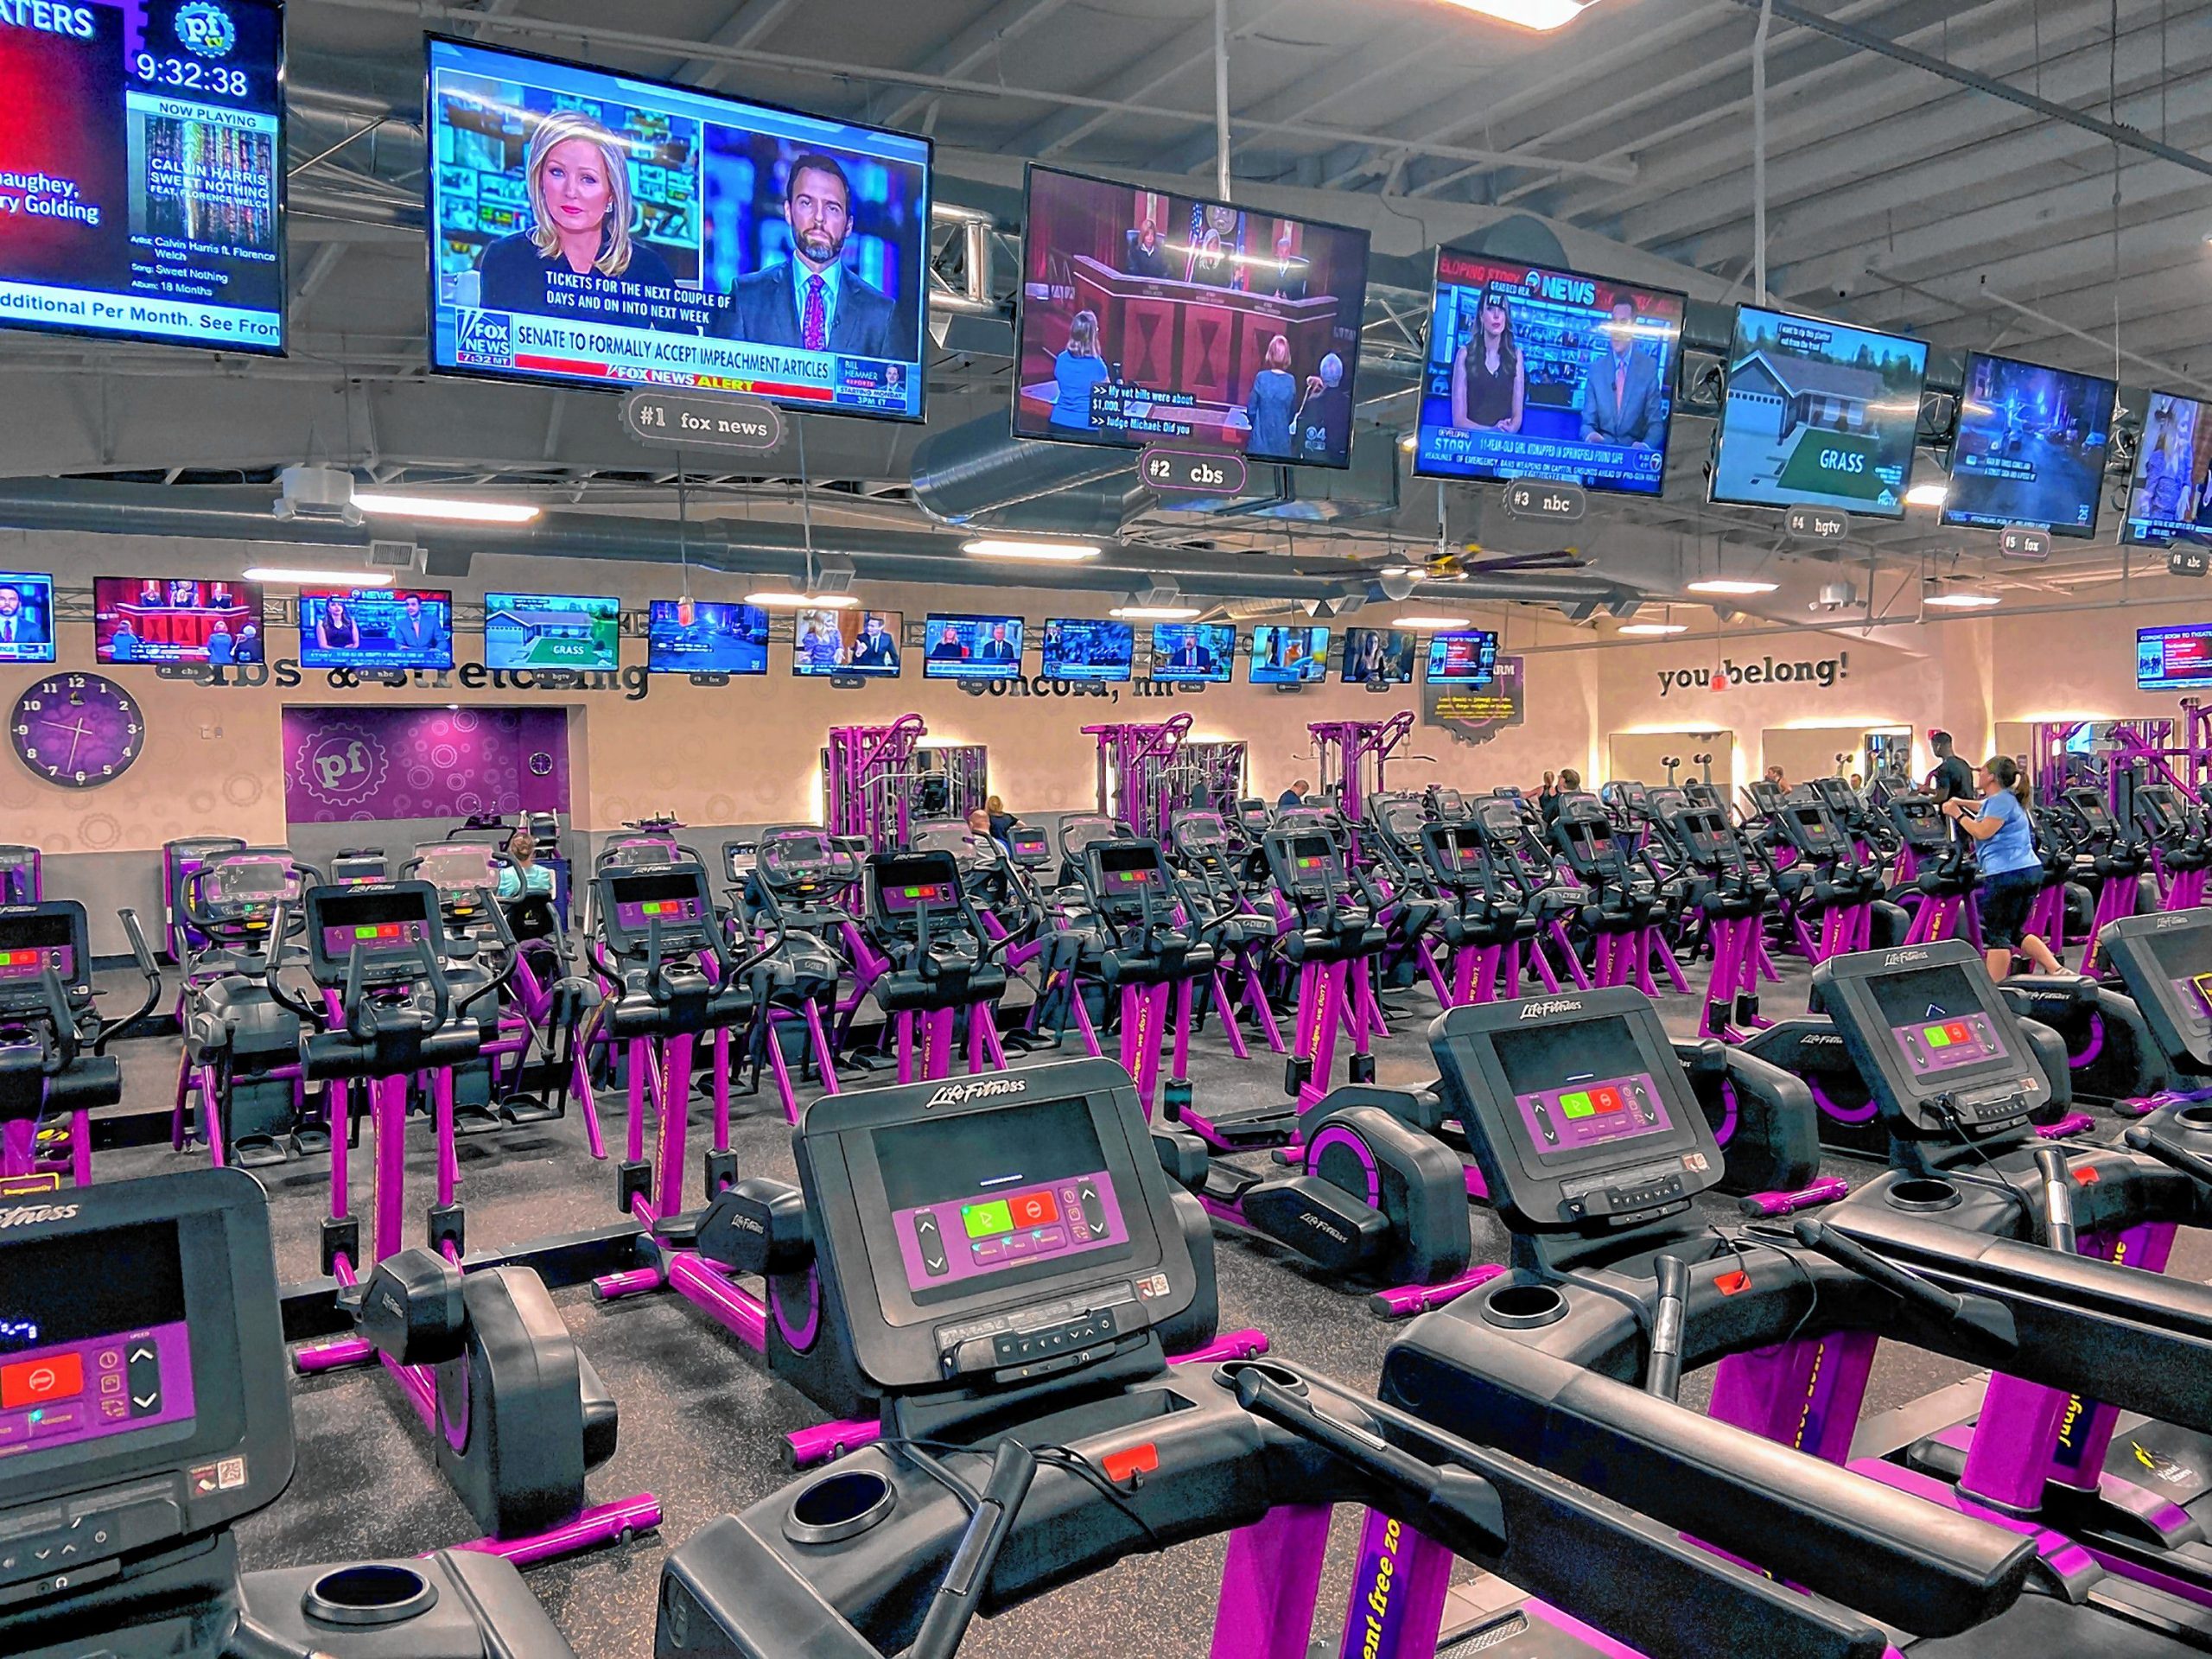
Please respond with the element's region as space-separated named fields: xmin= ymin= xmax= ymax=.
xmin=283 ymin=706 xmax=573 ymax=824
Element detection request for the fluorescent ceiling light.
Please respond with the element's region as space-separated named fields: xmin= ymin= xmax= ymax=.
xmin=1394 ymin=614 xmax=1471 ymax=629
xmin=243 ymin=566 xmax=394 ymax=587
xmin=1924 ymin=591 xmax=2000 ymax=609
xmin=1431 ymin=0 xmax=1592 ymax=29
xmin=961 ymin=538 xmax=1102 ymax=563
xmin=1111 ymin=604 xmax=1203 ymax=620
xmin=352 ymin=492 xmax=541 ymax=524
xmin=1685 ymin=578 xmax=1779 ymax=596
xmin=1618 ymin=621 xmax=1688 ymax=635
xmin=747 ymin=590 xmax=858 ymax=608
xmin=1903 ymin=482 xmax=1950 ymax=508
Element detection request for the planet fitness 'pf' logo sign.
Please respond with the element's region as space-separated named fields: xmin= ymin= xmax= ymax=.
xmin=175 ymin=2 xmax=238 ymax=58
xmin=296 ymin=728 xmax=390 ymax=809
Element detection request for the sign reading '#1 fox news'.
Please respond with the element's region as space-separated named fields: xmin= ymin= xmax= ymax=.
xmin=0 ymin=0 xmax=285 ymax=353
xmin=426 ymin=35 xmax=931 ymax=421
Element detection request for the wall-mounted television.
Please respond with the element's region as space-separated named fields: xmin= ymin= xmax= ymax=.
xmin=1424 ymin=628 xmax=1500 ymax=685
xmin=1941 ymin=353 xmax=2113 ymax=538
xmin=1711 ymin=306 xmax=1929 ymax=519
xmin=0 ymin=572 xmax=56 ymax=664
xmin=298 ymin=588 xmax=454 ymax=671
xmin=94 ymin=578 xmax=264 ymax=665
xmin=483 ymin=591 xmax=620 ymax=671
xmin=426 ymin=35 xmax=931 ymax=421
xmin=646 ymin=598 xmax=768 ymax=675
xmin=1148 ymin=623 xmax=1234 ymax=683
xmin=1413 ymin=253 xmax=1683 ymax=498
xmin=793 ymin=607 xmax=903 ymax=677
xmin=0 ymin=0 xmax=286 ymax=354
xmin=1012 ymin=163 xmax=1371 ymax=467
xmin=1339 ymin=626 xmax=1414 ymax=686
xmin=2123 ymin=391 xmax=2212 ymax=548
xmin=1039 ymin=618 xmax=1132 ymax=683
xmin=921 ymin=613 xmax=1024 ymax=680
xmin=2139 ymin=624 xmax=2212 ymax=691
xmin=1249 ymin=624 xmax=1329 ymax=684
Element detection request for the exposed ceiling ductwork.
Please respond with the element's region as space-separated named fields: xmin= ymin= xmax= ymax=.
xmin=908 ymin=414 xmax=1150 ymax=537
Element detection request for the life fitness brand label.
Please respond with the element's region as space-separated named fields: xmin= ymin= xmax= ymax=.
xmin=0 ymin=1200 xmax=80 ymax=1230
xmin=922 ymin=1076 xmax=1027 ymax=1109
xmin=1657 ymin=650 xmax=1850 ymax=698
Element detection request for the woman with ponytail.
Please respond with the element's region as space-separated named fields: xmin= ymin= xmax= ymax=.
xmin=1942 ymin=753 xmax=2062 ymax=980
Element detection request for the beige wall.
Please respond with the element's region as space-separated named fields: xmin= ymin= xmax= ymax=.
xmin=7 ymin=528 xmax=2212 ymax=853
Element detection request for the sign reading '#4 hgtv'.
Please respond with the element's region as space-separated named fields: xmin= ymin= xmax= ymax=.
xmin=1425 ymin=655 xmax=1524 ymax=745
xmin=1658 ymin=650 xmax=1849 ymax=698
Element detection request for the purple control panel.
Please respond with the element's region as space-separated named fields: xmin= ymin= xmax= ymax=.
xmin=892 ymin=1170 xmax=1129 ymax=1293
xmin=2176 ymin=975 xmax=2212 ymax=1026
xmin=319 ymin=918 xmax=429 ymax=959
xmin=1891 ymin=1011 xmax=2005 ymax=1075
xmin=614 ymin=896 xmax=704 ymax=930
xmin=881 ymin=880 xmax=958 ymax=915
xmin=1514 ymin=1071 xmax=1669 ymax=1157
xmin=0 ymin=944 xmax=70 ymax=982
xmin=0 ymin=1320 xmax=194 ymax=1459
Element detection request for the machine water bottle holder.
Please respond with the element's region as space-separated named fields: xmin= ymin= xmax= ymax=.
xmin=1885 ymin=1177 xmax=1964 ymax=1213
xmin=783 ymin=1467 xmax=897 ymax=1545
xmin=1481 ymin=1282 xmax=1569 ymax=1331
xmin=302 ymin=1563 xmax=440 ymax=1627
xmin=1213 ymin=1358 xmax=1307 ymax=1397
xmin=2177 ymin=1105 xmax=2212 ymax=1133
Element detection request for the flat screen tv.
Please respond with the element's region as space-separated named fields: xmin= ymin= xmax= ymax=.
xmin=1148 ymin=623 xmax=1234 ymax=683
xmin=298 ymin=588 xmax=454 ymax=671
xmin=1942 ymin=353 xmax=2113 ymax=538
xmin=2139 ymin=624 xmax=2212 ymax=691
xmin=921 ymin=613 xmax=1023 ymax=681
xmin=1012 ymin=163 xmax=1371 ymax=467
xmin=1425 ymin=628 xmax=1500 ymax=685
xmin=1711 ymin=306 xmax=1929 ymax=519
xmin=0 ymin=0 xmax=285 ymax=353
xmin=646 ymin=598 xmax=768 ymax=675
xmin=1039 ymin=618 xmax=1132 ymax=683
xmin=1249 ymin=624 xmax=1329 ymax=684
xmin=482 ymin=591 xmax=620 ymax=671
xmin=426 ymin=35 xmax=931 ymax=421
xmin=94 ymin=578 xmax=264 ymax=665
xmin=1413 ymin=253 xmax=1683 ymax=498
xmin=0 ymin=572 xmax=56 ymax=664
xmin=1339 ymin=626 xmax=1414 ymax=686
xmin=792 ymin=607 xmax=903 ymax=677
xmin=2123 ymin=391 xmax=2212 ymax=548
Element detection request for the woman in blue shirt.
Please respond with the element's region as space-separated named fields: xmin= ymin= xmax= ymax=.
xmin=1243 ymin=334 xmax=1298 ymax=458
xmin=1050 ymin=309 xmax=1111 ymax=432
xmin=1943 ymin=754 xmax=2063 ymax=981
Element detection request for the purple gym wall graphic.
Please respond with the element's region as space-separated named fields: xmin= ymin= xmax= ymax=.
xmin=282 ymin=707 xmax=571 ymax=823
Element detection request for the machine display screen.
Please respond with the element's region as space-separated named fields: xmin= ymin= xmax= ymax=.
xmin=1443 ymin=825 xmax=1484 ymax=870
xmin=316 ymin=891 xmax=434 ymax=961
xmin=2137 ymin=927 xmax=2212 ymax=1029
xmin=1492 ymin=1017 xmax=1671 ymax=1162
xmin=1096 ymin=845 xmax=1166 ymax=889
xmin=0 ymin=1220 xmax=195 ymax=1460
xmin=1287 ymin=835 xmax=1338 ymax=881
xmin=879 ymin=877 xmax=958 ymax=914
xmin=609 ymin=872 xmax=707 ymax=931
xmin=0 ymin=912 xmax=73 ymax=983
xmin=1869 ymin=963 xmax=2009 ymax=1075
xmin=1791 ymin=806 xmax=1836 ymax=846
xmin=874 ymin=1096 xmax=1131 ymax=1294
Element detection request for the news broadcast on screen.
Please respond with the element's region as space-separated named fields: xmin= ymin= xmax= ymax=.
xmin=0 ymin=0 xmax=285 ymax=353
xmin=1013 ymin=164 xmax=1370 ymax=467
xmin=1249 ymin=624 xmax=1329 ymax=684
xmin=2125 ymin=391 xmax=2212 ymax=547
xmin=1414 ymin=253 xmax=1683 ymax=497
xmin=1711 ymin=307 xmax=1928 ymax=518
xmin=647 ymin=598 xmax=769 ymax=675
xmin=792 ymin=607 xmax=903 ymax=678
xmin=2139 ymin=623 xmax=2212 ymax=691
xmin=297 ymin=588 xmax=454 ymax=672
xmin=1040 ymin=619 xmax=1132 ymax=683
xmin=922 ymin=613 xmax=1024 ymax=681
xmin=94 ymin=576 xmax=264 ymax=664
xmin=482 ymin=592 xmax=620 ymax=671
xmin=1941 ymin=353 xmax=2112 ymax=537
xmin=426 ymin=35 xmax=931 ymax=419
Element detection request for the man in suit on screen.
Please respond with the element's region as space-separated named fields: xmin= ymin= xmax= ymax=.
xmin=719 ymin=153 xmax=906 ymax=359
xmin=1580 ymin=296 xmax=1665 ymax=448
xmin=977 ymin=622 xmax=1018 ymax=664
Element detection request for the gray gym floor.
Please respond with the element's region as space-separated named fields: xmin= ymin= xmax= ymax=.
xmin=94 ymin=962 xmax=2182 ymax=1658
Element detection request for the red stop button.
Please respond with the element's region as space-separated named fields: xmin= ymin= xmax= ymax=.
xmin=2 ymin=1352 xmax=83 ymax=1409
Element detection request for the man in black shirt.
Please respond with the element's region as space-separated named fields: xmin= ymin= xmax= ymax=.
xmin=1929 ymin=730 xmax=1977 ymax=842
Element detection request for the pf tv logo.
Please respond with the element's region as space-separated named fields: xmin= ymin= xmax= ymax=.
xmin=175 ymin=2 xmax=238 ymax=57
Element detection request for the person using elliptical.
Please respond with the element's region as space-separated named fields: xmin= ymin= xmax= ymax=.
xmin=1942 ymin=754 xmax=2063 ymax=981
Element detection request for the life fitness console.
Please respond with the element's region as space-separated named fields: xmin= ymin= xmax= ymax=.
xmin=2100 ymin=908 xmax=2212 ymax=1082
xmin=1427 ymin=987 xmax=1727 ymax=1243
xmin=0 ymin=1168 xmax=573 ymax=1659
xmin=1809 ymin=939 xmax=2054 ymax=1151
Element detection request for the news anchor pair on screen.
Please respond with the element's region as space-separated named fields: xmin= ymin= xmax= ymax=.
xmin=474 ymin=111 xmax=902 ymax=358
xmin=1448 ymin=289 xmax=1662 ymax=448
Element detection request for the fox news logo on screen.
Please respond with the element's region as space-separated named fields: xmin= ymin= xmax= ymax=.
xmin=175 ymin=2 xmax=238 ymax=57
xmin=454 ymin=309 xmax=514 ymax=368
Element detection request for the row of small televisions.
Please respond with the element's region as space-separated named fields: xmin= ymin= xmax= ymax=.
xmin=0 ymin=575 xmax=1501 ymax=686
